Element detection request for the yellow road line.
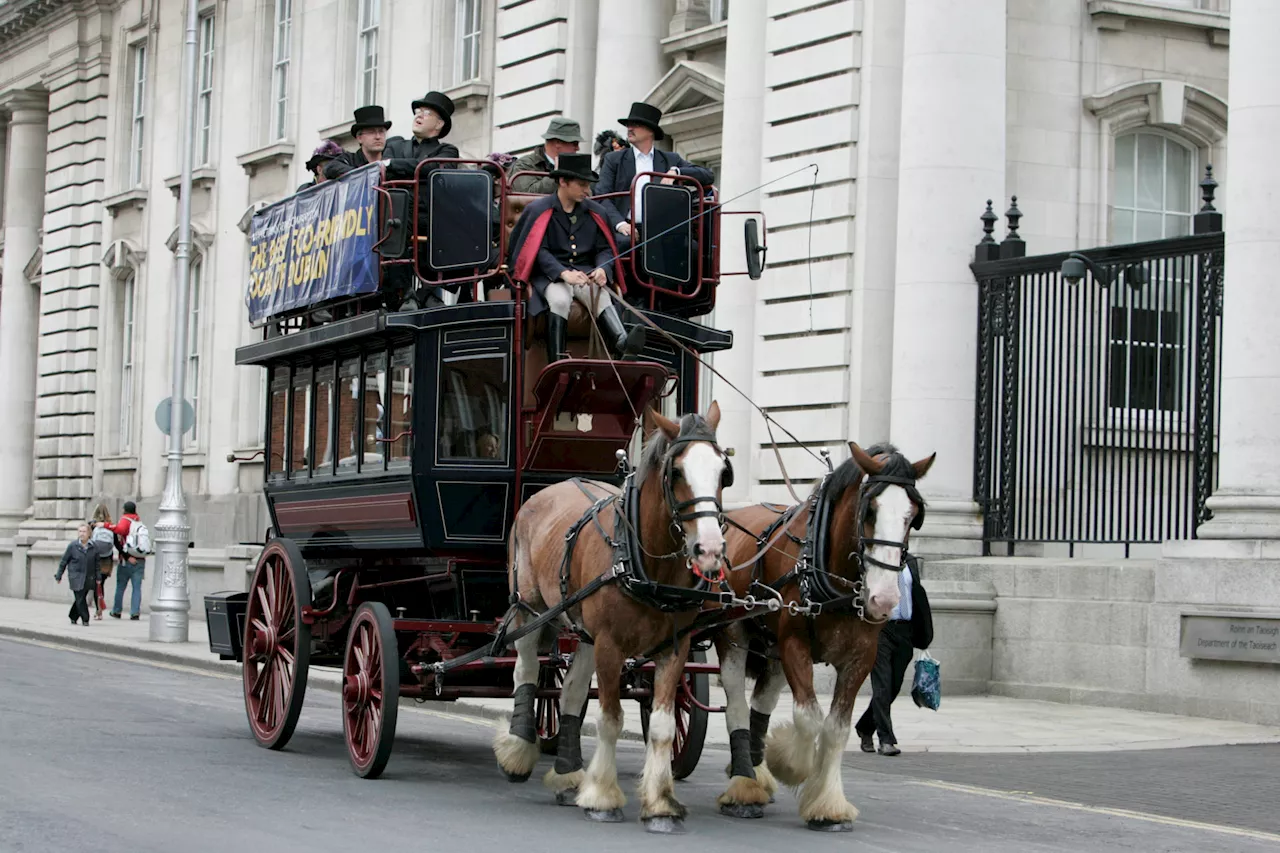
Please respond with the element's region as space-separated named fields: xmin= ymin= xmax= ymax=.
xmin=911 ymin=779 xmax=1280 ymax=844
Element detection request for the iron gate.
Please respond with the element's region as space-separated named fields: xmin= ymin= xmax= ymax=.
xmin=972 ymin=223 xmax=1223 ymax=556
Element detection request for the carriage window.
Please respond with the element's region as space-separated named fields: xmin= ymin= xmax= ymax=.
xmin=313 ymin=365 xmax=335 ymax=475
xmin=290 ymin=368 xmax=313 ymax=477
xmin=269 ymin=370 xmax=289 ymax=478
xmin=389 ymin=348 xmax=413 ymax=464
xmin=337 ymin=358 xmax=360 ymax=473
xmin=363 ymin=353 xmax=387 ymax=470
xmin=438 ymin=354 xmax=508 ymax=463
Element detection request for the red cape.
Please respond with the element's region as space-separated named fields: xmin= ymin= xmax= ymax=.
xmin=511 ymin=198 xmax=627 ymax=291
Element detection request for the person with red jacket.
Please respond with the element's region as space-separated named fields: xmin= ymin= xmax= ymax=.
xmin=100 ymin=500 xmax=144 ymax=620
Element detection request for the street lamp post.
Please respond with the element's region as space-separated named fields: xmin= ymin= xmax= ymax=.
xmin=150 ymin=0 xmax=201 ymax=643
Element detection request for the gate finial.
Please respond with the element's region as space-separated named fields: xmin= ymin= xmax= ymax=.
xmin=999 ymin=196 xmax=1025 ymax=259
xmin=1194 ymin=165 xmax=1222 ymax=234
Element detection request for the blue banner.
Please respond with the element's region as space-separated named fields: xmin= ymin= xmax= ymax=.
xmin=246 ymin=164 xmax=382 ymax=325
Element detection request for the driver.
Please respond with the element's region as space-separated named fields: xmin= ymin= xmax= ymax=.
xmin=507 ymin=153 xmax=646 ymax=365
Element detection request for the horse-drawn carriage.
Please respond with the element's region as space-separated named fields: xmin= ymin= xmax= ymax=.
xmin=206 ymin=156 xmax=766 ymax=780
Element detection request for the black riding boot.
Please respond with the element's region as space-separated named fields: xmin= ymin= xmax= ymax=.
xmin=597 ymin=304 xmax=646 ymax=359
xmin=546 ymin=314 xmax=569 ymax=364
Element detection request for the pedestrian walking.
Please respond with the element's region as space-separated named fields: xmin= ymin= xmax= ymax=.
xmin=55 ymin=523 xmax=97 ymax=626
xmin=855 ymin=554 xmax=933 ymax=756
xmin=89 ymin=503 xmax=117 ymax=620
xmin=102 ymin=500 xmax=147 ymax=620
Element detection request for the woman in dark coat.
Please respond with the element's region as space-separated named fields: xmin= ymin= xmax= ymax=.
xmin=56 ymin=523 xmax=96 ymax=626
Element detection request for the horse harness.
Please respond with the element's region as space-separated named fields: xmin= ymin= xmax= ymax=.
xmin=433 ymin=417 xmax=743 ymax=680
xmin=743 ymin=463 xmax=926 ymax=622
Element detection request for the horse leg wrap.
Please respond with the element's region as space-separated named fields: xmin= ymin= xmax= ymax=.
xmin=749 ymin=709 xmax=770 ymax=768
xmin=509 ymin=683 xmax=538 ymax=744
xmin=554 ymin=715 xmax=584 ymax=775
xmin=729 ymin=729 xmax=755 ymax=780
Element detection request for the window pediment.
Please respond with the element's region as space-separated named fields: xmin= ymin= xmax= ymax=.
xmin=102 ymin=239 xmax=146 ymax=280
xmin=1085 ymin=79 xmax=1227 ymax=145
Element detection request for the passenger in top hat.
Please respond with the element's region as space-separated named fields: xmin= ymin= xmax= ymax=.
xmin=299 ymin=139 xmax=344 ymax=192
xmin=378 ymin=91 xmax=464 ymax=311
xmin=594 ymin=102 xmax=715 ymax=235
xmin=508 ymin=116 xmax=585 ymax=195
xmin=324 ymin=105 xmax=393 ymax=179
xmin=383 ymin=90 xmax=459 ymax=177
xmin=507 ymin=152 xmax=646 ymax=365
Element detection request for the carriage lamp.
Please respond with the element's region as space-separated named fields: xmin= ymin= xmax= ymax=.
xmin=1060 ymin=252 xmax=1148 ymax=289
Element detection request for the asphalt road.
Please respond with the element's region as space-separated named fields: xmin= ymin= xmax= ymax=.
xmin=1 ymin=637 xmax=1276 ymax=853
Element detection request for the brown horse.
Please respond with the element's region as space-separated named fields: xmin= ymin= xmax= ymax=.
xmin=711 ymin=442 xmax=934 ymax=829
xmin=492 ymin=402 xmax=733 ymax=833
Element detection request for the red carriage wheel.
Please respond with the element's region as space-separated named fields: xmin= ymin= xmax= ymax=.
xmin=639 ymin=648 xmax=710 ymax=780
xmin=242 ymin=538 xmax=312 ymax=750
xmin=536 ymin=665 xmax=564 ymax=755
xmin=342 ymin=602 xmax=400 ymax=779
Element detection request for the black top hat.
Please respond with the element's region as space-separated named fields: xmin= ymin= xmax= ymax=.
xmin=549 ymin=153 xmax=599 ymax=184
xmin=411 ymin=91 xmax=457 ymax=139
xmin=618 ymin=102 xmax=665 ymax=141
xmin=350 ymin=105 xmax=392 ymax=136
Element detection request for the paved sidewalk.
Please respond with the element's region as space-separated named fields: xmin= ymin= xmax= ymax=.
xmin=4 ymin=595 xmax=1280 ymax=754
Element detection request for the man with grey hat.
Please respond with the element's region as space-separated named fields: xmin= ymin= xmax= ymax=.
xmin=508 ymin=117 xmax=585 ymax=194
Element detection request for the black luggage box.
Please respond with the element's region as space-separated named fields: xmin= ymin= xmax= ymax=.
xmin=205 ymin=591 xmax=249 ymax=661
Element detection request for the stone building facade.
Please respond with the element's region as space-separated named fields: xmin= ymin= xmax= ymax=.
xmin=5 ymin=1 xmax=1280 ymax=722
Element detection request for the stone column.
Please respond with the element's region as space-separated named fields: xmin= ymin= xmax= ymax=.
xmin=590 ymin=2 xmax=667 ymax=138
xmin=1199 ymin=0 xmax=1280 ymax=539
xmin=709 ymin=0 xmax=766 ymax=503
xmin=887 ymin=0 xmax=1005 ymax=554
xmin=0 ymin=92 xmax=49 ymax=536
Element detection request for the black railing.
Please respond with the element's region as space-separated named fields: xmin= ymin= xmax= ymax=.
xmin=971 ymin=170 xmax=1224 ymax=556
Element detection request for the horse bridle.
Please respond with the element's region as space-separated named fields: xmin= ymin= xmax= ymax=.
xmin=658 ymin=417 xmax=734 ymax=579
xmin=852 ymin=472 xmax=925 ymax=575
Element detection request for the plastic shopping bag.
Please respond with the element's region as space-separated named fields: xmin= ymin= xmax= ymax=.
xmin=911 ymin=652 xmax=941 ymax=711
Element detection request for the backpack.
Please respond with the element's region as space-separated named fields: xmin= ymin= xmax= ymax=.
xmin=90 ymin=525 xmax=116 ymax=559
xmin=124 ymin=519 xmax=153 ymax=557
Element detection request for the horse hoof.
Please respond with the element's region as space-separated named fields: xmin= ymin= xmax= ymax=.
xmin=504 ymin=771 xmax=532 ymax=784
xmin=719 ymin=803 xmax=765 ymax=819
xmin=555 ymin=789 xmax=578 ymax=806
xmin=643 ymin=816 xmax=686 ymax=835
xmin=807 ymin=819 xmax=854 ymax=833
xmin=583 ymin=808 xmax=625 ymax=823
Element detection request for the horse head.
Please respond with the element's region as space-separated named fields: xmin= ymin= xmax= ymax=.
xmin=642 ymin=401 xmax=731 ymax=582
xmin=847 ymin=441 xmax=935 ymax=621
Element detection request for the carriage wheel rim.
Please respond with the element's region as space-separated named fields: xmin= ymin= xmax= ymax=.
xmin=243 ymin=549 xmax=298 ymax=742
xmin=673 ymin=676 xmax=692 ymax=760
xmin=344 ymin=614 xmax=384 ymax=769
xmin=536 ymin=667 xmax=562 ymax=741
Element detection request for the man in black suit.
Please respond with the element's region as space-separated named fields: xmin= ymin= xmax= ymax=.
xmin=855 ymin=554 xmax=931 ymax=756
xmin=593 ymin=102 xmax=714 ymax=248
xmin=324 ymin=105 xmax=392 ymax=179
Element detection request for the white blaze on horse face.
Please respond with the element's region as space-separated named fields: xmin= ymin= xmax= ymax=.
xmin=678 ymin=442 xmax=727 ymax=575
xmin=863 ymin=484 xmax=912 ymax=620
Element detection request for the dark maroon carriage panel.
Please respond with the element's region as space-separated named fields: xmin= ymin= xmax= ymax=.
xmin=268 ymin=478 xmax=423 ymax=552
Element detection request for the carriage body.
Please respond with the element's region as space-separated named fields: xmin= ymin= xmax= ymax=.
xmin=211 ymin=157 xmax=759 ymax=777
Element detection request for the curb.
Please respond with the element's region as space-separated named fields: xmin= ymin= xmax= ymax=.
xmin=0 ymin=623 xmax=649 ymax=745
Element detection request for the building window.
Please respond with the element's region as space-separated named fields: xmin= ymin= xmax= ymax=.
xmin=185 ymin=257 xmax=204 ymax=446
xmin=357 ymin=0 xmax=380 ymax=105
xmin=454 ymin=0 xmax=482 ymax=85
xmin=710 ymin=0 xmax=729 ymax=23
xmin=272 ymin=0 xmax=292 ymax=140
xmin=129 ymin=43 xmax=148 ymax=186
xmin=1108 ymin=277 xmax=1188 ymax=414
xmin=197 ymin=14 xmax=216 ymax=164
xmin=1113 ymin=132 xmax=1194 ymax=243
xmin=119 ymin=273 xmax=137 ymax=452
